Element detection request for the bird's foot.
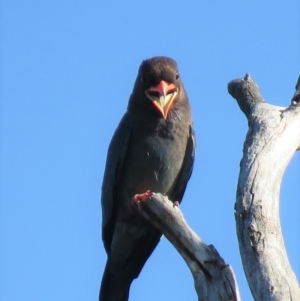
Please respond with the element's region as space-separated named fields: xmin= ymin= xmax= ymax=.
xmin=131 ymin=190 xmax=152 ymax=213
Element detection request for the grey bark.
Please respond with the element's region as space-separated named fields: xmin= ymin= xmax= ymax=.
xmin=228 ymin=74 xmax=300 ymax=301
xmin=133 ymin=193 xmax=241 ymax=301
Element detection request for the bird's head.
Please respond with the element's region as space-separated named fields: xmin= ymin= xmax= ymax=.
xmin=130 ymin=56 xmax=183 ymax=120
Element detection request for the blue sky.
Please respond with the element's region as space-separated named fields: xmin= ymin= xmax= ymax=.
xmin=1 ymin=1 xmax=299 ymax=300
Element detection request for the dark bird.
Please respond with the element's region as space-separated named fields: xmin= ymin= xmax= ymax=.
xmin=100 ymin=56 xmax=195 ymax=301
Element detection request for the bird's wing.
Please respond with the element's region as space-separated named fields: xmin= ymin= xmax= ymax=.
xmin=170 ymin=125 xmax=196 ymax=203
xmin=101 ymin=113 xmax=132 ymax=253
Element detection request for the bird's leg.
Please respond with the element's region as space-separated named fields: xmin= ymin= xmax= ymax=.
xmin=131 ymin=190 xmax=152 ymax=213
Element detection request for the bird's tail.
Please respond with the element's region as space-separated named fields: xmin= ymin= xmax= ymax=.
xmin=99 ymin=262 xmax=131 ymax=301
xmin=99 ymin=226 xmax=162 ymax=301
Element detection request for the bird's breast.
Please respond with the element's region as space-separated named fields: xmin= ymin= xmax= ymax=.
xmin=119 ymin=119 xmax=189 ymax=201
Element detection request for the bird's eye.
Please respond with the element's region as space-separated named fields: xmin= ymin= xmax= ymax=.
xmin=141 ymin=75 xmax=146 ymax=83
xmin=175 ymin=72 xmax=180 ymax=80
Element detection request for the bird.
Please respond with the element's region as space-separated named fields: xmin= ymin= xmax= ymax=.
xmin=100 ymin=56 xmax=195 ymax=301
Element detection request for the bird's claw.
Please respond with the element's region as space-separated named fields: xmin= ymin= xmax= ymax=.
xmin=131 ymin=190 xmax=152 ymax=213
xmin=173 ymin=201 xmax=179 ymax=207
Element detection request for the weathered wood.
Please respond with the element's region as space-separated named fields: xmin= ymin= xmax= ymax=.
xmin=228 ymin=75 xmax=300 ymax=301
xmin=227 ymin=74 xmax=264 ymax=118
xmin=133 ymin=193 xmax=241 ymax=301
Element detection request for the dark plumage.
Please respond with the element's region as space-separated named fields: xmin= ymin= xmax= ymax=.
xmin=100 ymin=56 xmax=195 ymax=301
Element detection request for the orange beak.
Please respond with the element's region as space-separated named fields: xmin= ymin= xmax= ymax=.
xmin=145 ymin=80 xmax=179 ymax=119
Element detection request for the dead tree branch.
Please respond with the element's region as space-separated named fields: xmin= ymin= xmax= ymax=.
xmin=228 ymin=74 xmax=300 ymax=301
xmin=133 ymin=193 xmax=241 ymax=301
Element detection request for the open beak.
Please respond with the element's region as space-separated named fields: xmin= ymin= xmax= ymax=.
xmin=145 ymin=80 xmax=179 ymax=119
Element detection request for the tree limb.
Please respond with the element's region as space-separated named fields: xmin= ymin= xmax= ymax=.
xmin=228 ymin=74 xmax=300 ymax=301
xmin=133 ymin=193 xmax=241 ymax=301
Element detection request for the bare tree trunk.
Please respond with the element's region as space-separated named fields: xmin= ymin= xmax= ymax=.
xmin=133 ymin=193 xmax=241 ymax=301
xmin=228 ymin=74 xmax=300 ymax=301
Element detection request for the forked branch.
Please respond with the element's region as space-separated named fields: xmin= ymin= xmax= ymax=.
xmin=228 ymin=74 xmax=300 ymax=301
